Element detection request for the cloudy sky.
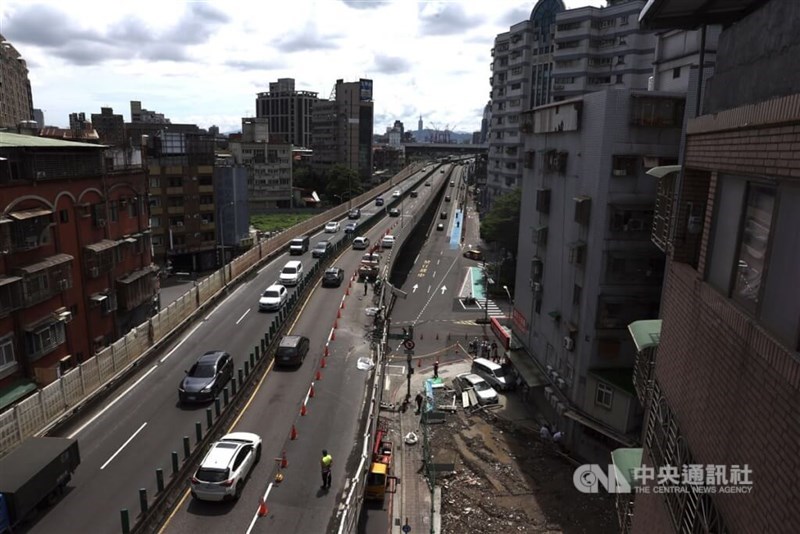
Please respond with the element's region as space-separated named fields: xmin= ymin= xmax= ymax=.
xmin=1 ymin=0 xmax=603 ymax=135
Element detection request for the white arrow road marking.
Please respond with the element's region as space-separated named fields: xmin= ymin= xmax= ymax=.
xmin=441 ymin=285 xmax=447 ymax=295
xmin=412 ymin=284 xmax=419 ymax=293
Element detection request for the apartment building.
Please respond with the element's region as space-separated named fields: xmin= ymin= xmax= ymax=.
xmin=510 ymin=88 xmax=684 ymax=463
xmin=486 ymin=0 xmax=564 ymax=207
xmin=551 ymin=1 xmax=654 ymax=100
xmin=147 ymin=132 xmax=217 ymax=272
xmin=0 ymin=134 xmax=154 ymax=398
xmin=255 ymin=78 xmax=317 ymax=148
xmin=619 ymin=1 xmax=800 ymax=532
xmin=91 ymin=107 xmax=126 ymax=147
xmin=0 ymin=35 xmax=34 ymax=129
xmin=311 ymin=79 xmax=374 ymax=182
xmin=229 ymin=117 xmax=293 ymax=210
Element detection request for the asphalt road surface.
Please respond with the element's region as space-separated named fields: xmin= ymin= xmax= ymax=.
xmin=23 ymin=165 xmax=447 ymax=534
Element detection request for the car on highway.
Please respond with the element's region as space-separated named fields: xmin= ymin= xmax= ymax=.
xmin=179 ymin=351 xmax=233 ymax=404
xmin=463 ymin=248 xmax=484 ymax=261
xmin=275 ymin=335 xmax=310 ymax=366
xmin=289 ymin=236 xmax=309 ymax=255
xmin=344 ymin=222 xmax=357 ymax=234
xmin=440 ymin=169 xmax=445 ymax=174
xmin=392 ymin=190 xmax=401 ymax=198
xmin=279 ymin=260 xmax=303 ymax=286
xmin=322 ymin=267 xmax=345 ymax=287
xmin=375 ymin=197 xmax=384 ymax=206
xmin=456 ymin=373 xmax=499 ymax=405
xmin=258 ymin=284 xmax=288 ymax=312
xmin=312 ymin=240 xmax=333 ymax=258
xmin=324 ymin=221 xmax=340 ymax=233
xmin=425 ymin=182 xmax=431 ymax=186
xmin=450 ymin=181 xmax=455 ymax=187
xmin=388 ymin=208 xmax=400 ymax=217
xmin=381 ymin=235 xmax=395 ymax=248
xmin=440 ymin=211 xmax=447 ymax=219
xmin=353 ymin=236 xmax=370 ymax=250
xmin=190 ymin=432 xmax=262 ymax=501
xmin=436 ymin=223 xmax=445 ymax=231
xmin=348 ymin=208 xmax=361 ymax=219
xmin=445 ymin=195 xmax=451 ymax=202
xmin=410 ymin=190 xmax=418 ymax=198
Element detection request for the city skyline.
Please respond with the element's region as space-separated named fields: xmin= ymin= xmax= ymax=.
xmin=1 ymin=0 xmax=602 ymax=135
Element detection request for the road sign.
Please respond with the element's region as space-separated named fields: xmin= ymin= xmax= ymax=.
xmin=403 ymin=339 xmax=415 ymax=350
xmin=402 ymin=524 xmax=411 ymax=533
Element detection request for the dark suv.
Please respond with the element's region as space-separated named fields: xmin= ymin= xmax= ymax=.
xmin=348 ymin=208 xmax=361 ymax=219
xmin=275 ymin=336 xmax=310 ymax=367
xmin=179 ymin=351 xmax=233 ymax=404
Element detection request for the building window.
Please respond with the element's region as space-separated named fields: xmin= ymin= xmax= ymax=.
xmin=612 ymin=155 xmax=638 ymax=176
xmin=631 ymin=96 xmax=686 ymax=127
xmin=128 ymin=198 xmax=140 ymax=217
xmin=672 ymin=67 xmax=681 ymax=79
xmin=109 ymin=201 xmax=119 ymax=222
xmin=616 ymin=74 xmax=624 ymax=84
xmin=609 ymin=206 xmax=653 ymax=234
xmin=569 ymin=242 xmax=586 ymax=266
xmin=25 ymin=321 xmax=66 ymax=360
xmin=589 ymin=76 xmax=612 ymax=85
xmin=536 ymin=189 xmax=551 ymax=213
xmin=573 ymin=284 xmax=582 ymax=306
xmin=574 ymin=196 xmax=591 ymax=225
xmin=595 ymin=383 xmax=613 ymax=409
xmin=0 ymin=335 xmax=16 ymax=372
xmin=732 ymin=184 xmax=775 ymax=313
xmin=59 ymin=210 xmax=69 ymax=223
xmin=619 ymin=15 xmax=629 ymax=25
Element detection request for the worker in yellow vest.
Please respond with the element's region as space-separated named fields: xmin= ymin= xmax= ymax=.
xmin=321 ymin=449 xmax=333 ymax=489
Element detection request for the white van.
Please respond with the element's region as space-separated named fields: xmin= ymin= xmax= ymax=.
xmin=471 ymin=358 xmax=513 ymax=391
xmin=279 ymin=260 xmax=303 ymax=286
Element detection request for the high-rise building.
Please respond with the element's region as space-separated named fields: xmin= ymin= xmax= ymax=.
xmin=311 ymin=79 xmax=374 ymax=181
xmin=417 ymin=115 xmax=423 ymax=134
xmin=33 ymin=109 xmax=44 ymax=129
xmin=130 ymin=101 xmax=169 ymax=124
xmin=91 ymin=107 xmax=126 ymax=147
xmin=479 ymin=102 xmax=491 ymax=144
xmin=230 ymin=117 xmax=293 ymax=210
xmin=0 ymin=133 xmax=154 ymax=388
xmin=255 ymin=78 xmax=317 ymax=148
xmin=0 ymin=35 xmax=34 ymax=129
xmin=486 ymin=0 xmax=564 ymax=207
xmin=620 ymin=1 xmax=800 ymax=532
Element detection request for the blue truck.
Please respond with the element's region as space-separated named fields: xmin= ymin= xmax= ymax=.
xmin=0 ymin=437 xmax=80 ymax=532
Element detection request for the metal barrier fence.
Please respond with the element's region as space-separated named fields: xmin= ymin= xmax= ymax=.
xmin=0 ymin=162 xmax=426 ymax=456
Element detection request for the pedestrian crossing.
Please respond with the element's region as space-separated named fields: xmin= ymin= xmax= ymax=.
xmin=478 ymin=299 xmax=505 ymax=318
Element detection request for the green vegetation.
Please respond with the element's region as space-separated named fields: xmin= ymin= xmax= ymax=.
xmin=250 ymin=213 xmax=316 ymax=233
xmin=480 ymin=188 xmax=521 ymax=258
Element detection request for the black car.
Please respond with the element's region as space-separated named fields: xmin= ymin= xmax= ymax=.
xmin=375 ymin=197 xmax=385 ymax=207
xmin=322 ymin=267 xmax=345 ymax=287
xmin=388 ymin=208 xmax=400 ymax=217
xmin=344 ymin=222 xmax=357 ymax=234
xmin=312 ymin=240 xmax=333 ymax=258
xmin=445 ymin=195 xmax=451 ymax=202
xmin=275 ymin=335 xmax=310 ymax=367
xmin=179 ymin=351 xmax=233 ymax=404
xmin=440 ymin=211 xmax=447 ymax=219
xmin=348 ymin=208 xmax=361 ymax=219
xmin=410 ymin=190 xmax=418 ymax=198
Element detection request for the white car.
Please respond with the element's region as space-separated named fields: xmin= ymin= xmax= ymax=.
xmin=259 ymin=284 xmax=288 ymax=312
xmin=191 ymin=432 xmax=262 ymax=501
xmin=325 ymin=221 xmax=340 ymax=233
xmin=279 ymin=260 xmax=303 ymax=286
xmin=381 ymin=235 xmax=395 ymax=248
xmin=392 ymin=190 xmax=401 ymax=198
xmin=457 ymin=373 xmax=499 ymax=405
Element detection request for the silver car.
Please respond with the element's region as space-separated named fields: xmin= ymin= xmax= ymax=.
xmin=191 ymin=432 xmax=262 ymax=501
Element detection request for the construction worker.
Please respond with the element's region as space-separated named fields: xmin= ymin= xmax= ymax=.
xmin=321 ymin=449 xmax=333 ymax=489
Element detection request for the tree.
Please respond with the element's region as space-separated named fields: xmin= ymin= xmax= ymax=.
xmin=293 ymin=164 xmax=325 ymax=192
xmin=480 ymin=188 xmax=521 ymax=259
xmin=324 ymin=165 xmax=363 ymax=203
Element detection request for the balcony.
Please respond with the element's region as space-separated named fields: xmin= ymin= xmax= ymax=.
xmin=0 ymin=275 xmax=24 ymax=316
xmin=116 ymin=265 xmax=157 ymax=311
xmin=199 ymin=204 xmax=215 ymax=212
xmin=167 ymin=206 xmax=185 ymax=214
xmin=15 ymin=254 xmax=74 ymax=307
xmin=166 ymin=187 xmax=183 ymax=195
xmin=150 ymin=206 xmax=163 ymax=215
xmin=627 ymin=319 xmax=661 ymax=406
xmin=150 ymin=187 xmax=162 ymax=195
xmin=198 ymin=185 xmax=214 ymax=193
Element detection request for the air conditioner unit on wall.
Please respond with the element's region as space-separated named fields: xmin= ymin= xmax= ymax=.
xmin=556 ymin=378 xmax=566 ymax=389
xmin=89 ymin=266 xmax=100 ymax=278
xmin=563 ymin=336 xmax=575 ymax=351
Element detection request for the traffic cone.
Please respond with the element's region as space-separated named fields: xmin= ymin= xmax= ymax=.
xmin=290 ymin=425 xmax=297 ymax=440
xmin=301 ymin=403 xmax=307 ymax=416
xmin=331 ymin=329 xmax=336 ymax=341
xmin=309 ymin=384 xmax=315 ymax=398
xmin=321 ymin=357 xmax=326 ymax=368
xmin=436 ymin=332 xmax=439 ymax=340
xmin=316 ymin=370 xmax=322 ymax=380
xmin=346 ymin=287 xmax=350 ymax=296
xmin=334 ymin=319 xmax=338 ymax=329
xmin=324 ymin=345 xmax=329 ymax=357
xmin=258 ymin=498 xmax=269 ymax=517
xmin=281 ymin=450 xmax=288 ymax=468
xmin=420 ymin=333 xmax=423 ymax=340
xmin=337 ymin=309 xmax=341 ymax=318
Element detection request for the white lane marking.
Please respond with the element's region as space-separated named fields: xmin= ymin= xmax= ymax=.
xmin=427 ymin=285 xmax=431 ymax=294
xmin=160 ymin=321 xmax=204 ymax=363
xmin=246 ymin=482 xmax=275 ymax=534
xmin=100 ymin=422 xmax=147 ymax=470
xmin=436 ymin=259 xmax=440 ymax=266
xmin=205 ymin=285 xmax=244 ymax=319
xmin=236 ymin=308 xmax=251 ymax=325
xmin=414 ymin=254 xmax=460 ymax=323
xmin=432 ymin=271 xmax=436 ymax=278
xmin=68 ymin=366 xmax=157 ymax=438
xmin=413 ymin=253 xmax=420 ymax=266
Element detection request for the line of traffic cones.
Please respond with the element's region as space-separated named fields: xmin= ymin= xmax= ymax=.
xmin=309 ymin=384 xmax=315 ymax=398
xmin=300 ymin=402 xmax=307 ymax=416
xmin=258 ymin=498 xmax=269 ymax=517
xmin=290 ymin=424 xmax=297 ymax=440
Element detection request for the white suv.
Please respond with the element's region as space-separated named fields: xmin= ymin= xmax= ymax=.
xmin=457 ymin=373 xmax=499 ymax=405
xmin=259 ymin=284 xmax=288 ymax=312
xmin=279 ymin=260 xmax=303 ymax=286
xmin=325 ymin=221 xmax=340 ymax=233
xmin=191 ymin=432 xmax=262 ymax=501
xmin=381 ymin=235 xmax=395 ymax=248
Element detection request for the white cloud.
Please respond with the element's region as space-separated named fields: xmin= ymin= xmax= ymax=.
xmin=1 ymin=0 xmax=605 ymax=134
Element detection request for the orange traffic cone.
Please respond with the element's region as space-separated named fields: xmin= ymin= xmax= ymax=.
xmin=290 ymin=425 xmax=297 ymax=440
xmin=324 ymin=345 xmax=329 ymax=357
xmin=258 ymin=498 xmax=269 ymax=517
xmin=334 ymin=319 xmax=338 ymax=329
xmin=309 ymin=384 xmax=315 ymax=398
xmin=337 ymin=309 xmax=341 ymax=318
xmin=281 ymin=450 xmax=288 ymax=468
xmin=331 ymin=330 xmax=336 ymax=341
xmin=346 ymin=287 xmax=350 ymax=296
xmin=300 ymin=403 xmax=307 ymax=416
xmin=321 ymin=357 xmax=326 ymax=369
xmin=316 ymin=370 xmax=322 ymax=380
